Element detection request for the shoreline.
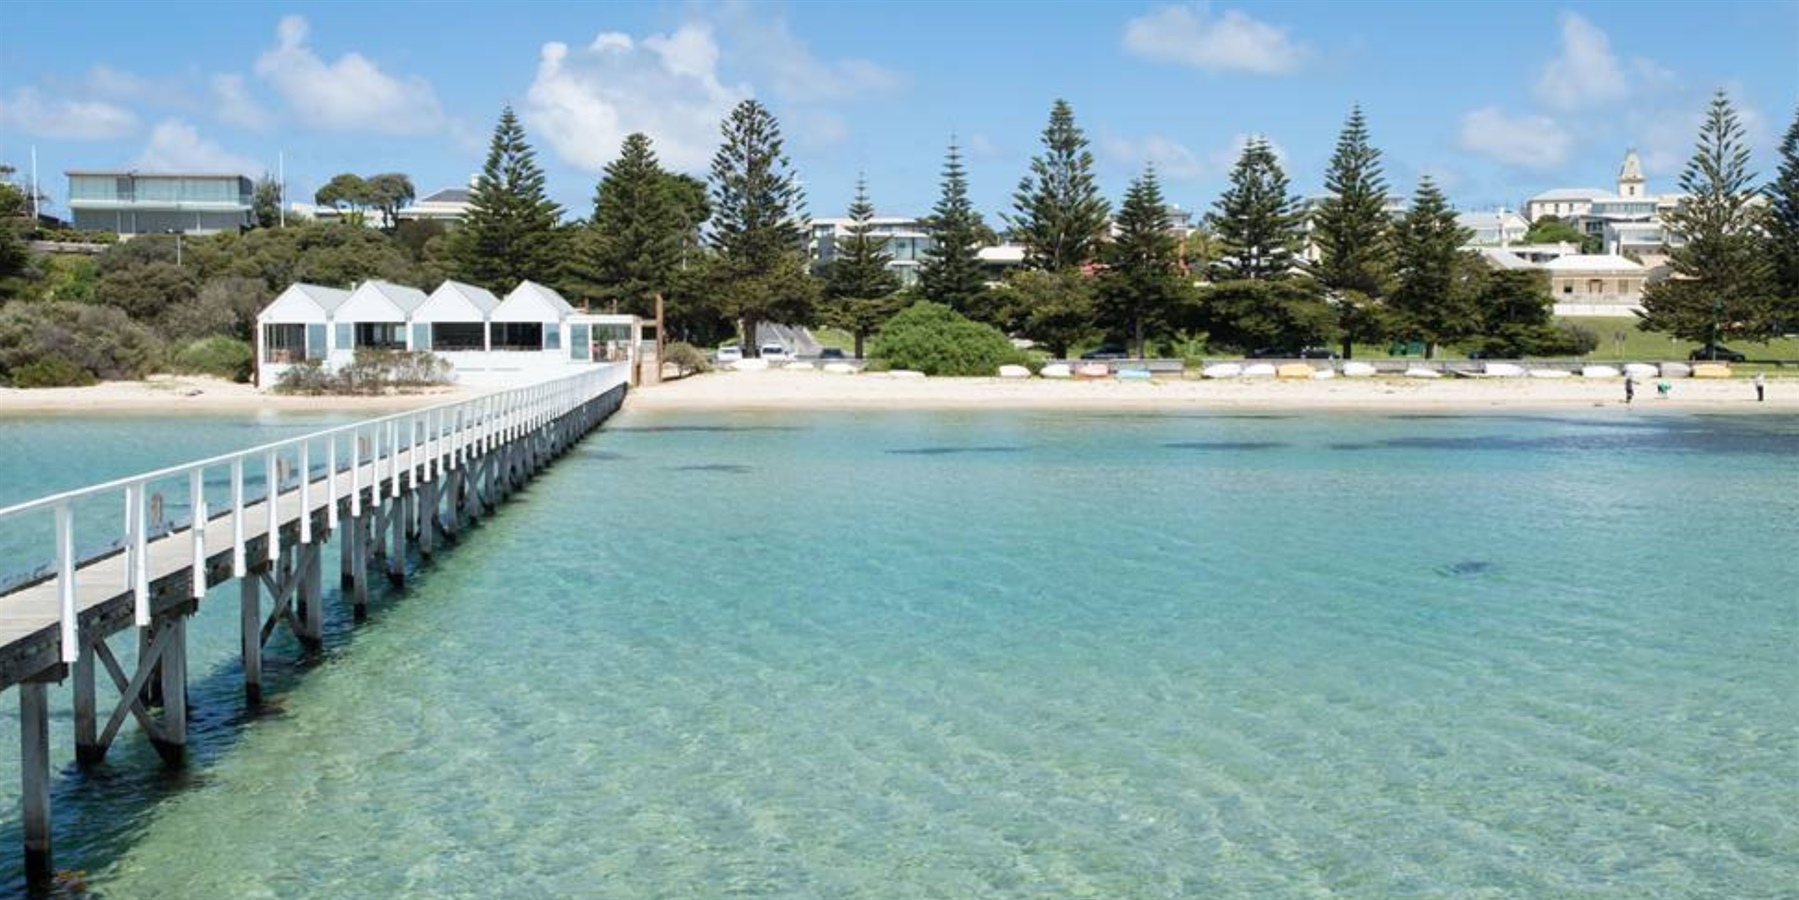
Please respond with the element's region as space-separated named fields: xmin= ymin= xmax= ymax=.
xmin=625 ymin=370 xmax=1799 ymax=413
xmin=0 ymin=375 xmax=471 ymax=416
xmin=3 ymin=371 xmax=1791 ymax=417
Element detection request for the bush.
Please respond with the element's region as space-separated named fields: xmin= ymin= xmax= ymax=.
xmin=272 ymin=349 xmax=454 ymax=396
xmin=1548 ymin=321 xmax=1601 ymax=355
xmin=172 ymin=336 xmax=254 ymax=382
xmin=662 ymin=341 xmax=709 ymax=375
xmin=9 ymin=356 xmax=97 ymax=388
xmin=0 ymin=301 xmax=163 ymax=384
xmin=870 ymin=301 xmax=1026 ymax=376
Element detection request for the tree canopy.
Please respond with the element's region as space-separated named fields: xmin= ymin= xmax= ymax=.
xmin=707 ymin=99 xmax=817 ymax=350
xmin=581 ymin=133 xmax=690 ymax=318
xmin=824 ymin=175 xmax=903 ymax=358
xmin=1766 ymin=104 xmax=1799 ymax=329
xmin=1639 ymin=90 xmax=1775 ymax=342
xmin=1099 ymin=167 xmax=1187 ymax=357
xmin=1310 ymin=106 xmax=1394 ymax=357
xmin=441 ymin=107 xmax=565 ymax=294
xmin=1009 ymin=99 xmax=1110 ymax=271
xmin=917 ymin=139 xmax=990 ymax=316
xmin=1389 ymin=177 xmax=1478 ymax=357
xmin=1208 ymin=137 xmax=1305 ymax=282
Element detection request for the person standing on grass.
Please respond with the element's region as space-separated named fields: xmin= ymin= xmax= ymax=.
xmin=1754 ymin=372 xmax=1765 ymax=402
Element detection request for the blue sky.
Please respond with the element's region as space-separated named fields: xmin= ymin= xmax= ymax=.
xmin=4 ymin=0 xmax=1795 ymax=224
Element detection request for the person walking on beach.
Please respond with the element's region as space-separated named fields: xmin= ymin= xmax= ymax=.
xmin=1624 ymin=374 xmax=1635 ymax=404
xmin=1754 ymin=372 xmax=1766 ymax=402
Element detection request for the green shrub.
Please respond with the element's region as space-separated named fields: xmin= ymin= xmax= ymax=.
xmin=9 ymin=356 xmax=97 ymax=388
xmin=272 ymin=359 xmax=334 ymax=395
xmin=172 ymin=336 xmax=254 ymax=382
xmin=662 ymin=341 xmax=710 ymax=375
xmin=0 ymin=301 xmax=162 ymax=384
xmin=273 ymin=350 xmax=454 ymax=395
xmin=870 ymin=301 xmax=1025 ymax=376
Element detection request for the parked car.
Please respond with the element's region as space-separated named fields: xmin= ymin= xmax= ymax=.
xmin=1080 ymin=346 xmax=1129 ymax=360
xmin=759 ymin=343 xmax=793 ymax=362
xmin=1689 ymin=343 xmax=1746 ymax=362
xmin=818 ymin=348 xmax=847 ymax=360
xmin=1249 ymin=346 xmax=1338 ymax=360
xmin=715 ymin=345 xmax=743 ymax=364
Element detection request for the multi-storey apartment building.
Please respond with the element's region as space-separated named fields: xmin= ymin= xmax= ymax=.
xmin=65 ymin=170 xmax=253 ymax=235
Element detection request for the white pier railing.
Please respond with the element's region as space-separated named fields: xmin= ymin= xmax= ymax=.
xmin=0 ymin=363 xmax=628 ymax=670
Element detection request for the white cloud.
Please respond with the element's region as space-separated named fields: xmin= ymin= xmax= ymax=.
xmin=133 ymin=119 xmax=263 ymax=174
xmin=1633 ymin=91 xmax=1770 ymax=178
xmin=966 ymin=133 xmax=1003 ymax=160
xmin=1458 ymin=106 xmax=1573 ymax=170
xmin=786 ymin=108 xmax=850 ymax=151
xmin=211 ymin=74 xmax=273 ymax=132
xmin=253 ymin=15 xmax=443 ymax=134
xmin=1105 ymin=132 xmax=1286 ymax=180
xmin=84 ymin=65 xmax=154 ymax=100
xmin=0 ymin=87 xmax=138 ymax=139
xmin=710 ymin=5 xmax=901 ymax=104
xmin=523 ymin=25 xmax=749 ymax=173
xmin=1121 ymin=4 xmax=1305 ymax=75
xmin=1533 ymin=12 xmax=1628 ymax=112
xmin=1103 ymin=135 xmax=1209 ymax=179
xmin=1220 ymin=132 xmax=1287 ymax=169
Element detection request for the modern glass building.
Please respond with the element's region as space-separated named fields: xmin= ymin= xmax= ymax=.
xmin=65 ymin=171 xmax=254 ymax=235
xmin=809 ymin=216 xmax=934 ymax=286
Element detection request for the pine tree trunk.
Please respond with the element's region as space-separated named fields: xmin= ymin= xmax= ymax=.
xmin=854 ymin=333 xmax=865 ymax=360
xmin=1133 ymin=316 xmax=1144 ymax=359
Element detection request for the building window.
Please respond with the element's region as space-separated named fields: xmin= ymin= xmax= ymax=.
xmin=431 ymin=322 xmax=485 ymax=351
xmin=264 ymin=324 xmax=306 ymax=363
xmin=1562 ymin=284 xmax=1573 ymax=295
xmin=335 ymin=322 xmax=351 ymax=351
xmin=491 ymin=322 xmax=543 ymax=351
xmin=354 ymin=322 xmax=406 ymax=350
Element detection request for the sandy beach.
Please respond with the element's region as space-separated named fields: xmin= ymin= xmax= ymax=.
xmin=0 ymin=375 xmax=471 ymax=415
xmin=2 ymin=370 xmax=1790 ymax=416
xmin=627 ymin=368 xmax=1799 ymax=412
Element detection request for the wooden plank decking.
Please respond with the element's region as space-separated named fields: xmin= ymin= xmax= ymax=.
xmin=0 ymin=456 xmax=408 ymax=691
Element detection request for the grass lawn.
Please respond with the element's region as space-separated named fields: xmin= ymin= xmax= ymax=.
xmin=1558 ymin=317 xmax=1799 ymax=366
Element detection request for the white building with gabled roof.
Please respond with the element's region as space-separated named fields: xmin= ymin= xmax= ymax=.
xmin=256 ymin=283 xmax=351 ymax=367
xmin=255 ymin=278 xmax=645 ymax=388
xmin=1525 ymin=187 xmax=1611 ymax=222
xmin=1542 ymin=253 xmax=1653 ymax=317
xmin=397 ymin=187 xmax=475 ymax=225
xmin=413 ymin=281 xmax=500 ymax=352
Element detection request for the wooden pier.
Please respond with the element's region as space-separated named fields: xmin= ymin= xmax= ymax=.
xmin=0 ymin=365 xmax=627 ymax=884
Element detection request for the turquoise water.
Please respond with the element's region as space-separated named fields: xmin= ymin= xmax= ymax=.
xmin=2 ymin=408 xmax=1796 ymax=897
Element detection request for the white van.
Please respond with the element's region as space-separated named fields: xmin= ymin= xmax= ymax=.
xmin=759 ymin=343 xmax=792 ymax=362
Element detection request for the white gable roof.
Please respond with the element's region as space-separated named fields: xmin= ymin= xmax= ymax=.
xmin=1544 ymin=254 xmax=1643 ymax=273
xmin=1478 ymin=248 xmax=1533 ymax=270
xmin=493 ymin=280 xmax=575 ymax=323
xmin=1529 ymin=188 xmax=1612 ymax=203
xmin=258 ymin=283 xmax=350 ymax=323
xmin=414 ymin=280 xmax=500 ymax=324
xmin=336 ymin=279 xmax=429 ymax=322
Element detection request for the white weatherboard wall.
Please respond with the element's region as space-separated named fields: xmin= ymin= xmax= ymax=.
xmin=254 ymin=279 xmax=642 ymax=388
xmin=255 ymin=283 xmax=350 ymax=384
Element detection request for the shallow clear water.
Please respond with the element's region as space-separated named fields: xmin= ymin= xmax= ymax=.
xmin=2 ymin=408 xmax=1796 ymax=898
